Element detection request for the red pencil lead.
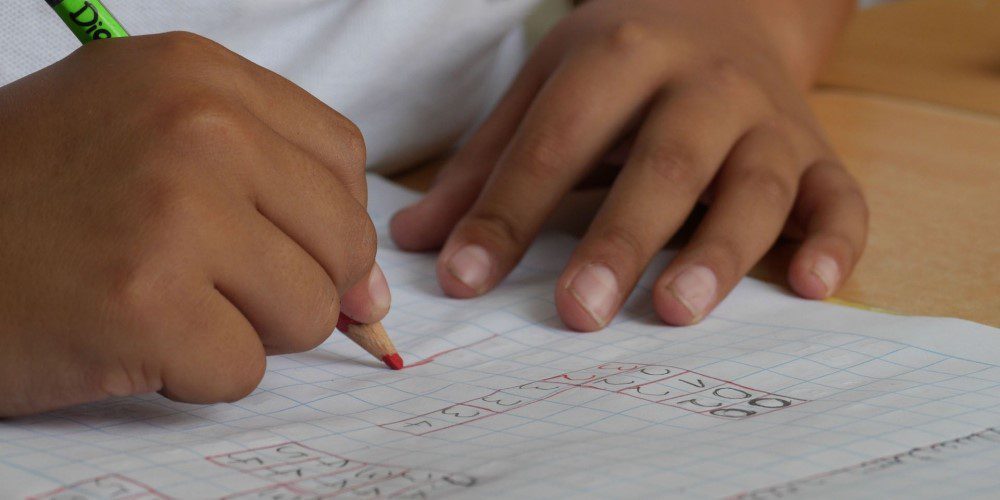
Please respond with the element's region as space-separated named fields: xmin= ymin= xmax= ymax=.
xmin=382 ymin=353 xmax=405 ymax=370
xmin=338 ymin=313 xmax=400 ymax=370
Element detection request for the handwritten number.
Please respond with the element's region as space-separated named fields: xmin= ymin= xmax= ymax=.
xmin=442 ymin=474 xmax=477 ymax=487
xmin=640 ymin=366 xmax=673 ymax=376
xmin=749 ymin=397 xmax=792 ymax=408
xmin=356 ymin=468 xmax=391 ymax=480
xmin=636 ymin=385 xmax=672 ymax=396
xmin=677 ymin=398 xmax=722 ymax=408
xmin=316 ymin=476 xmax=349 ymax=489
xmin=402 ymin=470 xmax=435 ymax=483
xmin=481 ymin=394 xmax=523 ymax=407
xmin=319 ymin=457 xmax=352 ymax=469
xmin=598 ymin=363 xmax=641 ymax=371
xmin=352 ymin=486 xmax=381 ymax=497
xmin=519 ymin=382 xmax=560 ymax=391
xmin=714 ymin=387 xmax=752 ymax=400
xmin=441 ymin=406 xmax=480 ymax=418
xmin=275 ymin=445 xmax=309 ymax=459
xmin=227 ymin=455 xmax=265 ymax=466
xmin=599 ymin=377 xmax=636 ymax=386
xmin=404 ymin=420 xmax=433 ymax=428
xmin=680 ymin=378 xmax=707 ymax=389
xmin=710 ymin=408 xmax=757 ymax=418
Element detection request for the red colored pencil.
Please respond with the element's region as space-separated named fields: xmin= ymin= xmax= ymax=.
xmin=337 ymin=314 xmax=404 ymax=370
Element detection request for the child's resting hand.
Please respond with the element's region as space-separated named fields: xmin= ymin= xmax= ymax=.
xmin=0 ymin=33 xmax=389 ymax=416
xmin=391 ymin=0 xmax=867 ymax=331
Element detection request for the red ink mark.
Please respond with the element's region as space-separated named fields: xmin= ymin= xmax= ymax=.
xmin=402 ymin=334 xmax=500 ymax=369
xmin=29 ymin=473 xmax=166 ymax=500
xmin=382 ymin=353 xmax=404 ymax=370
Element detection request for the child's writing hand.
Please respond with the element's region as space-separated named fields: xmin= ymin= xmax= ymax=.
xmin=391 ymin=0 xmax=867 ymax=331
xmin=0 ymin=33 xmax=388 ymax=416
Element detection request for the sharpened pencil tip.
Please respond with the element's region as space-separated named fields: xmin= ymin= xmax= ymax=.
xmin=382 ymin=353 xmax=404 ymax=370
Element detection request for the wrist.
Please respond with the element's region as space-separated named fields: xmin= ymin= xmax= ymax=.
xmin=742 ymin=0 xmax=856 ymax=86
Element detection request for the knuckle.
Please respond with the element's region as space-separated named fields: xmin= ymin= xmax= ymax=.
xmin=702 ymin=238 xmax=745 ymax=282
xmin=594 ymin=225 xmax=647 ymax=267
xmin=763 ymin=115 xmax=806 ymax=139
xmin=146 ymin=32 xmax=250 ymax=90
xmin=514 ymin=130 xmax=571 ymax=183
xmin=152 ymin=31 xmax=227 ymax=61
xmin=106 ymin=257 xmax=174 ymax=331
xmin=699 ymin=59 xmax=763 ymax=103
xmin=150 ymin=93 xmax=251 ymax=147
xmin=634 ymin=141 xmax=702 ymax=188
xmin=141 ymin=176 xmax=211 ymax=231
xmin=602 ymin=20 xmax=653 ymax=54
xmin=703 ymin=58 xmax=751 ymax=92
xmin=465 ymin=209 xmax=529 ymax=249
xmin=817 ymin=160 xmax=869 ymax=212
xmin=338 ymin=120 xmax=367 ymax=168
xmin=738 ymin=169 xmax=797 ymax=208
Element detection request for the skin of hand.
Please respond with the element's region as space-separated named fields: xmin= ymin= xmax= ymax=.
xmin=0 ymin=32 xmax=390 ymax=417
xmin=390 ymin=0 xmax=867 ymax=332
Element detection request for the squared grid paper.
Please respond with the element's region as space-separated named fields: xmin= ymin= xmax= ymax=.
xmin=2 ymin=176 xmax=998 ymax=499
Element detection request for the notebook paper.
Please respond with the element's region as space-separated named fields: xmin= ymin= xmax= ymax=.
xmin=1 ymin=175 xmax=998 ymax=499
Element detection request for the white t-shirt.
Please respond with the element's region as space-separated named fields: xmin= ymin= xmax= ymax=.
xmin=1 ymin=1 xmax=541 ymax=173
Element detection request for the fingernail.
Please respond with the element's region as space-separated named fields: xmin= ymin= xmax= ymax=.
xmin=568 ymin=264 xmax=619 ymax=327
xmin=668 ymin=265 xmax=717 ymax=321
xmin=446 ymin=244 xmax=493 ymax=292
xmin=810 ymin=255 xmax=840 ymax=297
xmin=369 ymin=264 xmax=391 ymax=312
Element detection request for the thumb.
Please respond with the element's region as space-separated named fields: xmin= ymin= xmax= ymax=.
xmin=338 ymin=263 xmax=392 ymax=324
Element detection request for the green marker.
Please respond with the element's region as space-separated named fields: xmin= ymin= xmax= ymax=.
xmin=45 ymin=0 xmax=129 ymax=44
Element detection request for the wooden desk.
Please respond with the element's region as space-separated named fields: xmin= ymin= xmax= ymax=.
xmin=819 ymin=0 xmax=1000 ymax=116
xmin=391 ymin=0 xmax=1000 ymax=326
xmin=767 ymin=91 xmax=999 ymax=325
